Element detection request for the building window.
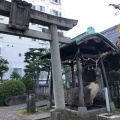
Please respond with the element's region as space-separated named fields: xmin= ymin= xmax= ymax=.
xmin=32 ymin=5 xmax=36 ymax=10
xmin=31 ymin=23 xmax=35 ymax=25
xmin=19 ymin=36 xmax=22 ymax=39
xmin=19 ymin=53 xmax=22 ymax=57
xmin=39 ymin=5 xmax=45 ymax=12
xmin=51 ymin=0 xmax=59 ymax=4
xmin=32 ymin=38 xmax=36 ymax=41
xmin=0 ymin=47 xmax=1 ymax=56
xmin=31 ymin=5 xmax=36 ymax=24
xmin=51 ymin=9 xmax=60 ymax=16
xmin=13 ymin=68 xmax=22 ymax=76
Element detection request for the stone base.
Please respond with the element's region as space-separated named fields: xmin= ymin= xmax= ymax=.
xmin=77 ymin=107 xmax=89 ymax=118
xmin=47 ymin=101 xmax=55 ymax=109
xmin=110 ymin=102 xmax=116 ymax=112
xmin=97 ymin=113 xmax=120 ymax=120
xmin=51 ymin=110 xmax=72 ymax=120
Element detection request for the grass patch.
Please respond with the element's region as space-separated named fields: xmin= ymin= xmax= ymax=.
xmin=113 ymin=109 xmax=120 ymax=115
xmin=69 ymin=113 xmax=96 ymax=120
xmin=14 ymin=106 xmax=49 ymax=119
xmin=14 ymin=107 xmax=97 ymax=120
xmin=14 ymin=107 xmax=120 ymax=120
xmin=42 ymin=112 xmax=97 ymax=120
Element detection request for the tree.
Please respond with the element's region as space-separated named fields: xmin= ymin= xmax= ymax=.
xmin=24 ymin=48 xmax=50 ymax=99
xmin=109 ymin=4 xmax=120 ymax=16
xmin=0 ymin=58 xmax=9 ymax=83
xmin=10 ymin=71 xmax=21 ymax=80
xmin=109 ymin=4 xmax=120 ymax=10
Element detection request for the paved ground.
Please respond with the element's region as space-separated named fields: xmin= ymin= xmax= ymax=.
xmin=0 ymin=100 xmax=48 ymax=120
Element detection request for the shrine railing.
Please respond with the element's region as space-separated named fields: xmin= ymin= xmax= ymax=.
xmin=108 ymin=80 xmax=120 ymax=108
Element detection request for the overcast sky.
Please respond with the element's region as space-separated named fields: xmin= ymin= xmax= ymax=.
xmin=62 ymin=0 xmax=120 ymax=38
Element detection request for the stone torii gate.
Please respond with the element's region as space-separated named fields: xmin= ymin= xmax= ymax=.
xmin=0 ymin=0 xmax=78 ymax=118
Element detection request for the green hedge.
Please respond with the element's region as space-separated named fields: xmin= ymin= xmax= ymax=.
xmin=21 ymin=77 xmax=34 ymax=92
xmin=109 ymin=70 xmax=120 ymax=81
xmin=0 ymin=80 xmax=26 ymax=106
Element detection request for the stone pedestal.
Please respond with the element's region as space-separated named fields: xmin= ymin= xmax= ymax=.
xmin=110 ymin=102 xmax=116 ymax=112
xmin=51 ymin=110 xmax=71 ymax=120
xmin=77 ymin=107 xmax=89 ymax=118
xmin=27 ymin=90 xmax=36 ymax=113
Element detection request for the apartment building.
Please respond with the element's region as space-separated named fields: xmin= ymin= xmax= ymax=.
xmin=0 ymin=0 xmax=66 ymax=80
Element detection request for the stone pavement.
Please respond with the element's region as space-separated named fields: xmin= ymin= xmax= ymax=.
xmin=0 ymin=100 xmax=48 ymax=120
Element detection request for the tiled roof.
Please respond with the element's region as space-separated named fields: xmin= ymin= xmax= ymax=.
xmin=71 ymin=25 xmax=120 ymax=46
xmin=100 ymin=24 xmax=120 ymax=45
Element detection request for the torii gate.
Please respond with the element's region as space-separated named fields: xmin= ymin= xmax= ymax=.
xmin=0 ymin=0 xmax=78 ymax=117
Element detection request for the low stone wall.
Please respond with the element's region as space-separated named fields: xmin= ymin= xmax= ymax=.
xmin=5 ymin=94 xmax=27 ymax=106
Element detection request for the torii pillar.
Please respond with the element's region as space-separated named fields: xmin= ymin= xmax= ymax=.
xmin=49 ymin=24 xmax=65 ymax=110
xmin=49 ymin=25 xmax=69 ymax=119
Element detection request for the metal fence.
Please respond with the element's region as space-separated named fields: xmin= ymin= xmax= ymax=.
xmin=109 ymin=80 xmax=120 ymax=108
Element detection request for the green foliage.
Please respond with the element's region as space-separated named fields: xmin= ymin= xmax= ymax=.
xmin=10 ymin=72 xmax=21 ymax=80
xmin=0 ymin=58 xmax=9 ymax=82
xmin=0 ymin=80 xmax=25 ymax=106
xmin=109 ymin=70 xmax=120 ymax=80
xmin=21 ymin=77 xmax=33 ymax=92
xmin=62 ymin=65 xmax=71 ymax=75
xmin=24 ymin=48 xmax=50 ymax=81
xmin=24 ymin=48 xmax=50 ymax=99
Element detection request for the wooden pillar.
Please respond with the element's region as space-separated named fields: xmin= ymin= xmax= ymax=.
xmin=76 ymin=49 xmax=84 ymax=107
xmin=100 ymin=58 xmax=111 ymax=101
xmin=71 ymin=63 xmax=76 ymax=88
xmin=49 ymin=24 xmax=65 ymax=110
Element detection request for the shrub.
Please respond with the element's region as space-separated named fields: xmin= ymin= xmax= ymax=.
xmin=21 ymin=77 xmax=33 ymax=92
xmin=0 ymin=80 xmax=26 ymax=106
xmin=109 ymin=70 xmax=120 ymax=80
xmin=0 ymin=84 xmax=4 ymax=105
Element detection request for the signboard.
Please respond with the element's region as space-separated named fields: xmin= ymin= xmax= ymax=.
xmin=9 ymin=0 xmax=31 ymax=31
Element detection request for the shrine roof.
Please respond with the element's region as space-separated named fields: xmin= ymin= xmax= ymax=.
xmin=42 ymin=27 xmax=118 ymax=61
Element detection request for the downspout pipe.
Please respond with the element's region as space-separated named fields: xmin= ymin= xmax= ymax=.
xmin=103 ymin=87 xmax=110 ymax=112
